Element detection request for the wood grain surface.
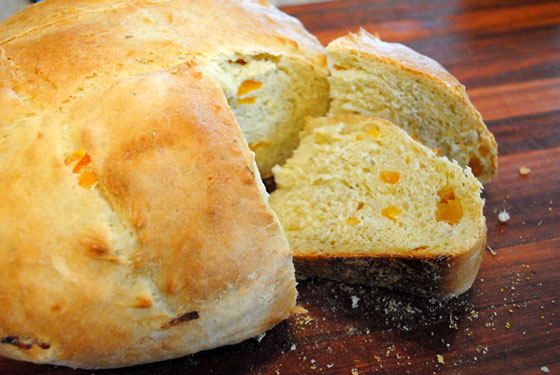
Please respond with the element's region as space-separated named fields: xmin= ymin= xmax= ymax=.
xmin=1 ymin=0 xmax=559 ymax=374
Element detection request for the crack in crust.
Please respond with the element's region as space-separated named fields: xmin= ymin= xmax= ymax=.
xmin=161 ymin=311 xmax=200 ymax=329
xmin=1 ymin=336 xmax=51 ymax=350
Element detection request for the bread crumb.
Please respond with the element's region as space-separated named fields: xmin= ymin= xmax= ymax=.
xmin=327 ymin=364 xmax=334 ymax=368
xmin=436 ymin=354 xmax=445 ymax=364
xmin=519 ymin=166 xmax=531 ymax=176
xmin=255 ymin=333 xmax=266 ymax=342
xmin=290 ymin=344 xmax=296 ymax=351
xmin=351 ymin=368 xmax=359 ymax=375
xmin=291 ymin=305 xmax=308 ymax=314
xmin=351 ymin=296 xmax=361 ymax=309
xmin=541 ymin=366 xmax=550 ymax=373
xmin=498 ymin=210 xmax=510 ymax=223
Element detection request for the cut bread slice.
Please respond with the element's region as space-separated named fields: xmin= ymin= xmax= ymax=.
xmin=269 ymin=115 xmax=487 ymax=298
xmin=327 ymin=29 xmax=497 ymax=183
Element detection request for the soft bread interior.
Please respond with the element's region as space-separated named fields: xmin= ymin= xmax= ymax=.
xmin=270 ymin=115 xmax=485 ymax=259
xmin=206 ymin=54 xmax=329 ymax=177
xmin=327 ymin=31 xmax=497 ymax=183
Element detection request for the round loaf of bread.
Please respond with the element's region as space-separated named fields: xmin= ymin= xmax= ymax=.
xmin=0 ymin=0 xmax=329 ymax=368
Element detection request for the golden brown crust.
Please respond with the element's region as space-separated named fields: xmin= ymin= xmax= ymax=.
xmin=328 ymin=28 xmax=498 ymax=183
xmin=294 ymin=221 xmax=486 ymax=298
xmin=0 ymin=0 xmax=328 ymax=178
xmin=0 ymin=0 xmax=327 ymax=110
xmin=0 ymin=14 xmax=297 ymax=368
xmin=334 ymin=29 xmax=461 ymax=90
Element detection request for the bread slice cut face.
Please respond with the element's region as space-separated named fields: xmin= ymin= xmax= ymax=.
xmin=327 ymin=29 xmax=497 ymax=183
xmin=270 ymin=115 xmax=487 ymax=298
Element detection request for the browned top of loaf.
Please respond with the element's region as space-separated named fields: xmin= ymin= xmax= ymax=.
xmin=329 ymin=28 xmax=463 ymax=92
xmin=0 ymin=0 xmax=327 ymax=110
xmin=0 ymin=60 xmax=295 ymax=368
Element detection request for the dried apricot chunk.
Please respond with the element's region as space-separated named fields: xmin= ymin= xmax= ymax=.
xmin=78 ymin=171 xmax=98 ymax=188
xmin=237 ymin=80 xmax=262 ymax=96
xmin=65 ymin=148 xmax=86 ymax=165
xmin=367 ymin=128 xmax=380 ymax=138
xmin=346 ymin=217 xmax=360 ymax=225
xmin=382 ymin=206 xmax=400 ymax=222
xmin=72 ymin=153 xmax=91 ymax=173
xmin=437 ymin=186 xmax=455 ymax=202
xmin=237 ymin=96 xmax=256 ymax=105
xmin=380 ymin=171 xmax=400 ymax=184
xmin=436 ymin=186 xmax=463 ymax=225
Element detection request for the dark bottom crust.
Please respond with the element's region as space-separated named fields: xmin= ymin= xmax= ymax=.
xmin=294 ymin=254 xmax=460 ymax=299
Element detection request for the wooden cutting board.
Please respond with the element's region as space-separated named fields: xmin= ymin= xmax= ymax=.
xmin=1 ymin=0 xmax=558 ymax=374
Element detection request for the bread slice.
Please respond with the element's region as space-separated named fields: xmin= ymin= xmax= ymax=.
xmin=269 ymin=115 xmax=487 ymax=298
xmin=327 ymin=29 xmax=497 ymax=183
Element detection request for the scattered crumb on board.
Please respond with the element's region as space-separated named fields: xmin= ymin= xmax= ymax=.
xmin=291 ymin=305 xmax=308 ymax=314
xmin=519 ymin=166 xmax=531 ymax=176
xmin=498 ymin=210 xmax=510 ymax=223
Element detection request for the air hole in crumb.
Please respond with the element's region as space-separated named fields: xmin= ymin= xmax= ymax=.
xmin=468 ymin=156 xmax=483 ymax=177
xmin=356 ymin=202 xmax=364 ymax=210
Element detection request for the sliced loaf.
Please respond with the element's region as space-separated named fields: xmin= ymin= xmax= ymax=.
xmin=269 ymin=115 xmax=487 ymax=298
xmin=327 ymin=29 xmax=497 ymax=183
